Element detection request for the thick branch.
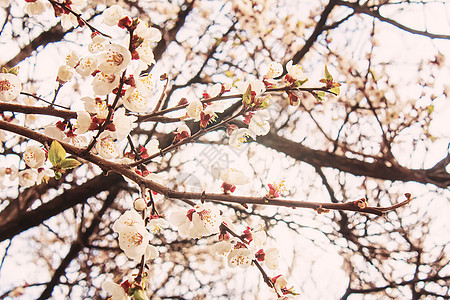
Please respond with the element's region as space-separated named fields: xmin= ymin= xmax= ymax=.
xmin=336 ymin=0 xmax=450 ymax=39
xmin=341 ymin=274 xmax=450 ymax=299
xmin=0 ymin=120 xmax=410 ymax=218
xmin=0 ymin=101 xmax=75 ymax=119
xmin=291 ymin=0 xmax=338 ymax=64
xmin=141 ymin=0 xmax=196 ymax=75
xmin=3 ymin=24 xmax=70 ymax=68
xmin=0 ymin=172 xmax=124 ymax=242
xmin=256 ymin=131 xmax=450 ymax=188
xmin=37 ymin=185 xmax=121 ymax=299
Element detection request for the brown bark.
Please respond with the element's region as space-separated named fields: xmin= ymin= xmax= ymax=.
xmin=0 ymin=173 xmax=124 ymax=242
xmin=257 ymin=131 xmax=449 ymax=188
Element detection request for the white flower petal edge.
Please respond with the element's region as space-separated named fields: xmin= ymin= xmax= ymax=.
xmin=101 ymin=281 xmax=128 ymax=300
xmin=0 ymin=73 xmax=22 ymax=102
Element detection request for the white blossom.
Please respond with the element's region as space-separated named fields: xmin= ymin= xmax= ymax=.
xmin=122 ymin=87 xmax=150 ymax=113
xmin=170 ymin=203 xmax=222 ymax=238
xmin=175 ymin=124 xmax=191 ymax=136
xmin=219 ymin=168 xmax=250 ymax=185
xmin=144 ymin=172 xmax=167 ymax=186
xmin=101 ymin=281 xmax=128 ymax=300
xmin=18 ymin=169 xmax=38 ymax=188
xmin=248 ymin=111 xmax=270 ymax=137
xmin=98 ymin=44 xmax=131 ymax=75
xmin=57 ymin=65 xmax=74 ymax=83
xmin=23 ymin=145 xmax=46 ymax=169
xmin=96 ymin=132 xmax=119 ymax=159
xmin=43 ymin=125 xmax=65 ymax=141
xmin=0 ymin=73 xmax=21 ymax=102
xmin=75 ymin=56 xmax=98 ymax=76
xmin=212 ymin=240 xmax=232 ymax=257
xmin=191 ymin=203 xmax=222 ymax=237
xmin=146 ymin=139 xmax=160 ymax=157
xmin=207 ymin=83 xmax=222 ymax=98
xmin=186 ymin=99 xmax=203 ymax=120
xmin=273 ymin=275 xmax=289 ymax=296
xmin=134 ymin=198 xmax=147 ymax=211
xmin=0 ymin=129 xmax=6 ymax=142
xmin=0 ymin=0 xmax=11 ymax=8
xmin=88 ymin=35 xmax=107 ymax=54
xmin=24 ymin=0 xmax=47 ymax=16
xmin=75 ymin=111 xmax=92 ymax=134
xmin=92 ymin=72 xmax=120 ymax=95
xmin=0 ymin=165 xmax=18 ymax=183
xmin=63 ymin=134 xmax=89 ymax=148
xmin=37 ymin=169 xmax=54 ymax=184
xmin=111 ymin=107 xmax=137 ymax=140
xmin=147 ymin=218 xmax=168 ymax=234
xmin=264 ymin=247 xmax=279 ymax=270
xmin=136 ymin=41 xmax=155 ymax=65
xmin=286 ymin=60 xmax=307 ymax=81
xmin=264 ymin=61 xmax=283 ymax=79
xmin=70 ymin=0 xmax=86 ymax=6
xmin=81 ymin=97 xmax=96 ymax=114
xmin=60 ymin=11 xmax=79 ymax=30
xmin=227 ymin=247 xmax=254 ymax=269
xmin=144 ymin=244 xmax=159 ymax=260
xmin=237 ymin=79 xmax=265 ymax=96
xmin=135 ymin=20 xmax=162 ymax=42
xmin=66 ymin=51 xmax=80 ymax=68
xmin=82 ymin=97 xmax=109 ymax=119
xmin=252 ymin=230 xmax=267 ymax=249
xmin=169 ymin=210 xmax=192 ymax=238
xmin=135 ymin=73 xmax=154 ymax=97
xmin=102 ymin=5 xmax=125 ymax=26
xmin=113 ymin=210 xmax=151 ymax=261
xmin=229 ymin=128 xmax=252 ymax=149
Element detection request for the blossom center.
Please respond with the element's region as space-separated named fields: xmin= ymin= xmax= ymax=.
xmin=125 ymin=232 xmax=144 ymax=246
xmin=109 ymin=52 xmax=124 ymax=66
xmin=0 ymin=80 xmax=12 ymax=91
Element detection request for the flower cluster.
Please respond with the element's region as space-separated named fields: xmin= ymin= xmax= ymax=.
xmin=113 ymin=210 xmax=159 ymax=262
xmin=212 ymin=225 xmax=280 ymax=271
xmin=170 ymin=203 xmax=222 ymax=238
xmin=185 ymin=83 xmax=228 ymax=128
xmin=24 ymin=0 xmax=87 ymax=30
xmin=228 ymin=109 xmax=271 ymax=149
xmin=46 ymin=11 xmax=162 ymax=159
xmin=9 ymin=4 xmax=335 ymax=299
xmin=271 ymin=275 xmax=299 ymax=298
xmin=18 ymin=145 xmax=54 ymax=188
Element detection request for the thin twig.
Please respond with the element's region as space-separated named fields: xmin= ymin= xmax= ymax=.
xmin=47 ymin=0 xmax=111 ymax=38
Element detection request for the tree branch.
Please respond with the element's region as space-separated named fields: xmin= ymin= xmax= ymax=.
xmin=0 ymin=173 xmax=124 ymax=242
xmin=37 ymin=185 xmax=121 ymax=299
xmin=256 ymin=131 xmax=450 ymax=188
xmin=336 ymin=0 xmax=450 ymax=39
xmin=291 ymin=0 xmax=338 ymax=64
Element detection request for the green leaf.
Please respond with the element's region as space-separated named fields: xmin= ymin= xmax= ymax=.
xmin=1 ymin=66 xmax=19 ymax=75
xmin=132 ymin=288 xmax=149 ymax=300
xmin=242 ymin=84 xmax=252 ymax=106
xmin=427 ymin=105 xmax=434 ymax=114
xmin=48 ymin=140 xmax=66 ymax=167
xmin=324 ymin=65 xmax=333 ymax=81
xmin=292 ymin=78 xmax=308 ymax=88
xmin=313 ymin=91 xmax=325 ymax=102
xmin=59 ymin=158 xmax=81 ymax=170
xmin=258 ymin=95 xmax=271 ymax=109
xmin=331 ymin=86 xmax=340 ymax=95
